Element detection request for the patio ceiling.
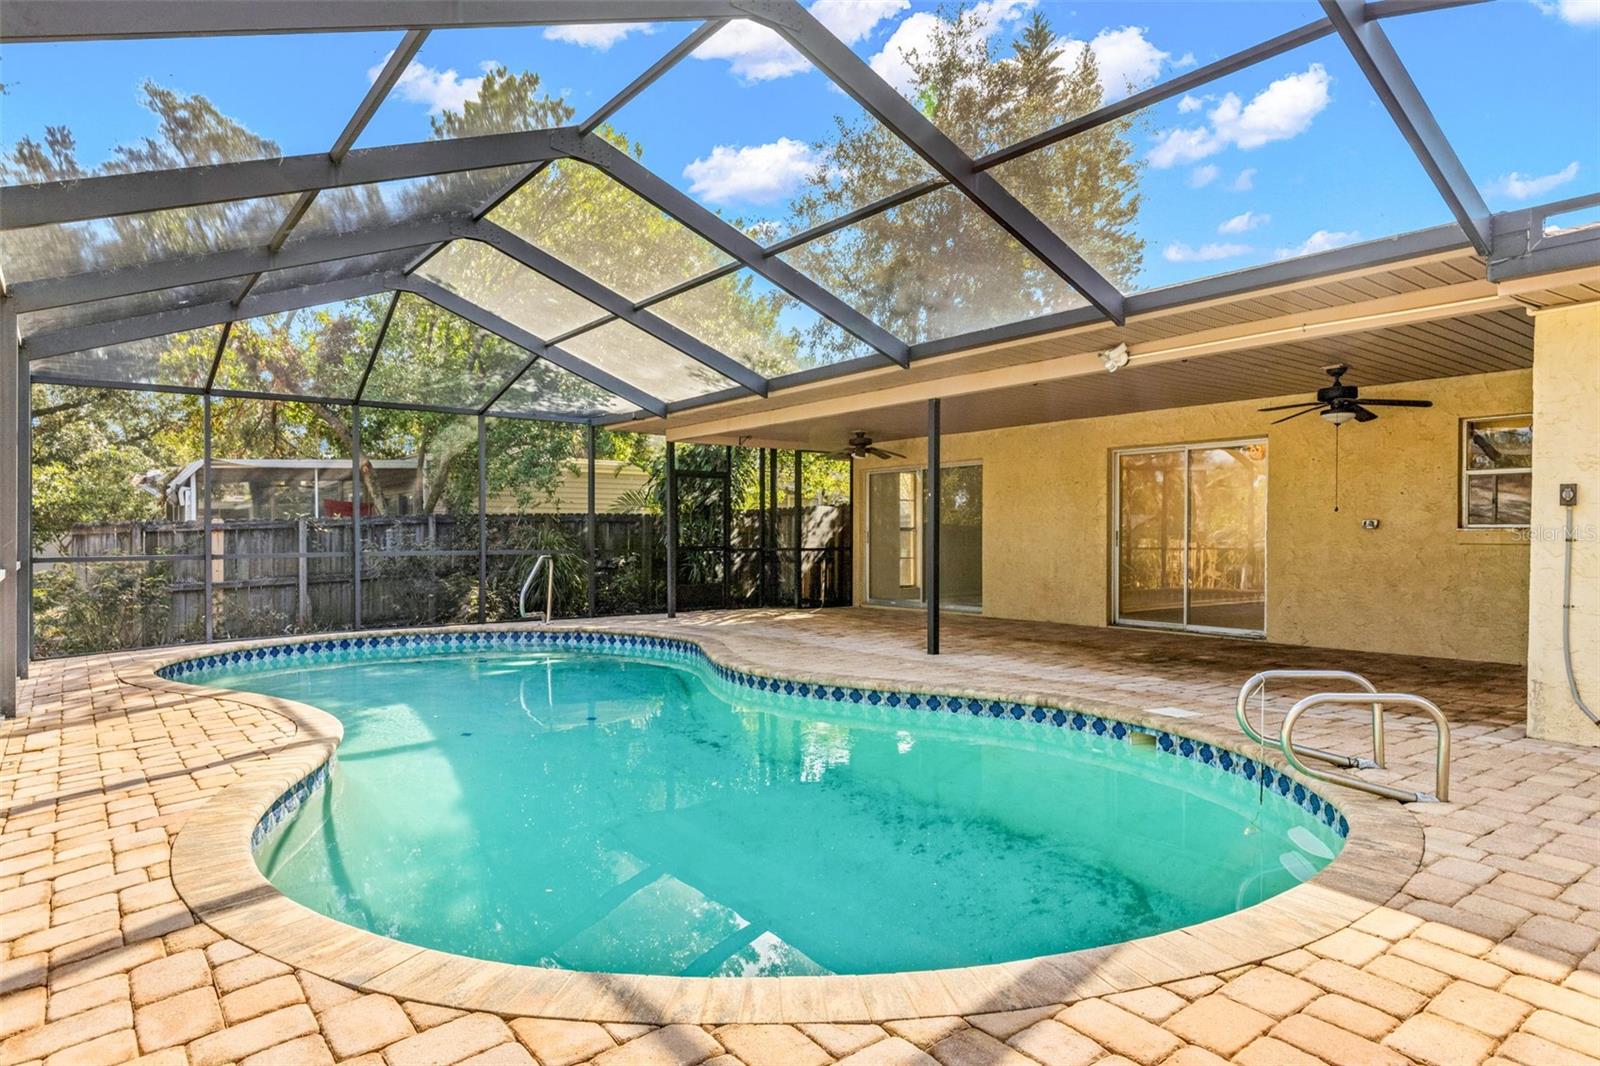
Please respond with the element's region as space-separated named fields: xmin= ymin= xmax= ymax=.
xmin=646 ymin=238 xmax=1585 ymax=449
xmin=2 ymin=0 xmax=1598 ymax=426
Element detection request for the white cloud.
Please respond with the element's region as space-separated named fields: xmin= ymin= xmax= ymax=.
xmin=370 ymin=54 xmax=492 ymax=115
xmin=1163 ymin=241 xmax=1252 ymax=263
xmin=813 ymin=0 xmax=912 ymax=43
xmin=1149 ymin=63 xmax=1332 ymax=168
xmin=1485 ymin=161 xmax=1580 ymax=201
xmin=684 ymin=138 xmax=821 ymax=204
xmin=1055 ymin=26 xmax=1170 ymax=101
xmin=1177 ymin=94 xmax=1204 ymax=114
xmin=1172 ymin=52 xmax=1197 ymax=69
xmin=1219 ymin=210 xmax=1270 ymax=234
xmin=697 ymin=1 xmax=907 ymax=82
xmin=1188 ymin=165 xmax=1219 ymax=188
xmin=542 ymin=23 xmax=654 ymax=50
xmin=1276 ymin=229 xmax=1359 ymax=259
xmin=869 ymin=0 xmax=1032 ymax=93
xmin=1231 ymin=168 xmax=1257 ymax=191
xmin=1533 ymin=0 xmax=1600 ymax=25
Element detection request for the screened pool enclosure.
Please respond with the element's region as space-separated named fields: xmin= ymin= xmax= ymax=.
xmin=2 ymin=0 xmax=1597 ymax=715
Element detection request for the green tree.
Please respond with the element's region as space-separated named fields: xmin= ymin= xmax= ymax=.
xmin=787 ymin=6 xmax=1144 ymax=359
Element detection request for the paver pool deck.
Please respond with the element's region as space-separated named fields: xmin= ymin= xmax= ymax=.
xmin=3 ymin=608 xmax=1598 ymax=1066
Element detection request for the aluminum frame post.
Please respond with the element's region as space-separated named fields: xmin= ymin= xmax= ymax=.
xmin=925 ymin=398 xmax=941 ymax=656
xmin=586 ymin=425 xmax=597 ymax=617
xmin=0 ymin=302 xmax=18 ymax=717
xmin=17 ymin=378 xmax=32 ymax=676
xmin=665 ymin=441 xmax=678 ymax=619
xmin=721 ymin=445 xmax=732 ymax=609
xmin=352 ymin=408 xmax=363 ymax=629
xmin=793 ymin=449 xmax=802 ymax=610
xmin=201 ymin=393 xmax=214 ymax=643
xmin=757 ymin=447 xmax=767 ymax=608
xmin=477 ymin=415 xmax=488 ymax=625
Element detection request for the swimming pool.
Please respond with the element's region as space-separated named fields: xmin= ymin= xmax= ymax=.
xmin=168 ymin=631 xmax=1345 ymax=978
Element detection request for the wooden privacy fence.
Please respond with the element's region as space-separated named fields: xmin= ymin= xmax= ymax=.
xmin=33 ymin=507 xmax=851 ymax=657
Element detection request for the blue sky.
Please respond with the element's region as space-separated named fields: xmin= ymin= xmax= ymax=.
xmin=2 ymin=0 xmax=1596 ymax=296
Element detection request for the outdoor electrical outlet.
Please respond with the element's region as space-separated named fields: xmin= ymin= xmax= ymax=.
xmin=1362 ymin=518 xmax=1380 ymax=530
xmin=1560 ymin=483 xmax=1579 ymax=507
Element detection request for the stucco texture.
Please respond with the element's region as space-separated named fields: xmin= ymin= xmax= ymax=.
xmin=1527 ymin=303 xmax=1600 ymax=746
xmin=855 ymin=369 xmax=1533 ymax=665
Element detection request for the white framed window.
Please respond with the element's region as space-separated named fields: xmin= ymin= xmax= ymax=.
xmin=1462 ymin=414 xmax=1532 ymax=528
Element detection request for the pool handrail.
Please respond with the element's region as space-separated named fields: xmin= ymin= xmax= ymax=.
xmin=1236 ymin=669 xmax=1384 ymax=769
xmin=1281 ymin=692 xmax=1451 ymax=803
xmin=518 ymin=554 xmax=555 ymax=622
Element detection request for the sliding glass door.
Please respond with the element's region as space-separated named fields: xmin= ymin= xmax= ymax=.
xmin=1115 ymin=441 xmax=1266 ymax=636
xmin=865 ymin=465 xmax=983 ymax=610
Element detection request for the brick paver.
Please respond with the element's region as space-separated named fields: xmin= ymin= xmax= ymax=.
xmin=3 ymin=609 xmax=1598 ymax=1065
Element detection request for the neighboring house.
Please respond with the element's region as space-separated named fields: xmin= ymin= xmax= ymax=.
xmin=158 ymin=457 xmax=650 ymax=522
xmin=159 ymin=458 xmax=423 ymax=522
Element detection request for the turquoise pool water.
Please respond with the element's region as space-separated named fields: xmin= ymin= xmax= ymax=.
xmin=196 ymin=642 xmax=1343 ymax=977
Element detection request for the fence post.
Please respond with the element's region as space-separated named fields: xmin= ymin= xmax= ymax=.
xmin=586 ymin=425 xmax=597 ymax=617
xmin=296 ymin=517 xmax=309 ymax=627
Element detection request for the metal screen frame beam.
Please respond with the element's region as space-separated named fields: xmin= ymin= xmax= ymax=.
xmin=567 ymin=133 xmax=910 ymax=366
xmin=0 ymin=1 xmax=739 ymax=41
xmin=1321 ymin=0 xmax=1491 ymax=254
xmin=975 ymin=19 xmax=1337 ymax=171
xmin=470 ymin=223 xmax=767 ymax=396
xmin=22 ymin=273 xmax=407 ymax=360
xmin=401 ymin=279 xmax=665 ymax=417
xmin=738 ymin=0 xmax=1126 ymax=325
xmin=8 ymin=216 xmax=472 ymax=313
xmin=2 ymin=129 xmax=574 ymax=230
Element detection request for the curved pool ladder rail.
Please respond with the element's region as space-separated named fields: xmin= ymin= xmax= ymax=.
xmin=518 ymin=554 xmax=555 ymax=622
xmin=1282 ymin=692 xmax=1451 ymax=804
xmin=1236 ymin=669 xmax=1384 ymax=770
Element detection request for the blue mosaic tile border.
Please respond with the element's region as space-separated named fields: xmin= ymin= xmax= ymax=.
xmin=161 ymin=629 xmax=1349 ymax=846
xmin=249 ymin=761 xmax=330 ymax=851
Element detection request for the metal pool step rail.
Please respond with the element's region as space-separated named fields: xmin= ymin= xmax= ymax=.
xmin=1236 ymin=669 xmax=1386 ymax=770
xmin=518 ymin=553 xmax=555 ymax=622
xmin=1283 ymin=693 xmax=1451 ymax=804
xmin=1236 ymin=669 xmax=1452 ymax=803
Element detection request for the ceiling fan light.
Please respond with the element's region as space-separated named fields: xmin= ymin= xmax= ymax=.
xmin=1321 ymin=409 xmax=1356 ymax=426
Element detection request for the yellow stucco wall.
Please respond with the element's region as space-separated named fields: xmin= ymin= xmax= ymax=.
xmin=855 ymin=369 xmax=1533 ymax=664
xmin=1527 ymin=304 xmax=1600 ymax=746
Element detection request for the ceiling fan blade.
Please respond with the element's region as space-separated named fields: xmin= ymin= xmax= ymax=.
xmin=1258 ymin=401 xmax=1321 ymax=412
xmin=867 ymin=447 xmax=904 ymax=459
xmin=1350 ymin=404 xmax=1379 ymax=422
xmin=1353 ymin=398 xmax=1433 ymax=407
xmin=1271 ymin=406 xmax=1323 ymax=425
xmin=823 ymin=450 xmax=853 ymax=459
